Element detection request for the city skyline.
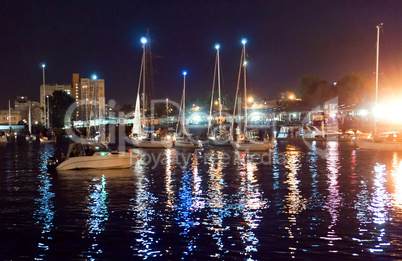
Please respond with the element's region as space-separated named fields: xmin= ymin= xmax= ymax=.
xmin=2 ymin=1 xmax=402 ymax=110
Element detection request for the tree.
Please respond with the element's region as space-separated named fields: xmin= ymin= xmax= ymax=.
xmin=188 ymin=90 xmax=234 ymax=112
xmin=335 ymin=73 xmax=374 ymax=106
xmin=296 ymin=75 xmax=335 ymax=107
xmin=49 ymin=90 xmax=75 ymax=128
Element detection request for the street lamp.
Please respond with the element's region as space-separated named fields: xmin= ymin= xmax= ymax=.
xmin=166 ymin=98 xmax=169 ymax=128
xmin=41 ymin=63 xmax=46 ymax=128
xmin=91 ymin=74 xmax=99 ymax=129
xmin=46 ymin=95 xmax=50 ymax=128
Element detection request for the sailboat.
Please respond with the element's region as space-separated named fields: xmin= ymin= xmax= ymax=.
xmin=230 ymin=38 xmax=273 ymax=151
xmin=174 ymin=70 xmax=196 ymax=148
xmin=5 ymin=100 xmax=15 ymax=143
xmin=25 ymin=100 xmax=37 ymax=142
xmin=0 ymin=100 xmax=10 ymax=143
xmin=40 ymin=95 xmax=56 ymax=143
xmin=355 ymin=23 xmax=402 ymax=151
xmin=207 ymin=44 xmax=230 ymax=146
xmin=130 ymin=36 xmax=173 ymax=149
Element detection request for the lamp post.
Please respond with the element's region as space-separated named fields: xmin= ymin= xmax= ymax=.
xmin=166 ymin=98 xmax=169 ymax=129
xmin=91 ymin=74 xmax=98 ymax=131
xmin=41 ymin=63 xmax=46 ymax=128
xmin=46 ymin=95 xmax=50 ymax=128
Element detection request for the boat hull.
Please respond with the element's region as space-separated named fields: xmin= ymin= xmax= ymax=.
xmin=131 ymin=139 xmax=173 ymax=148
xmin=231 ymin=140 xmax=272 ymax=151
xmin=355 ymin=139 xmax=402 ymax=151
xmin=208 ymin=137 xmax=231 ymax=146
xmin=56 ymin=152 xmax=140 ymax=170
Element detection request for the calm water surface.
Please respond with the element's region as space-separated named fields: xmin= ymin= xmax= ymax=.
xmin=1 ymin=141 xmax=402 ymax=260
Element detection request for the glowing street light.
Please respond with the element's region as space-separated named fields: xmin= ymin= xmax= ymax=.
xmin=248 ymin=96 xmax=254 ymax=103
xmin=182 ymin=70 xmax=187 ymax=76
xmin=141 ymin=37 xmax=147 ymax=45
xmin=91 ymin=74 xmax=97 ymax=80
xmin=215 ymin=43 xmax=220 ymax=50
xmin=241 ymin=38 xmax=247 ymax=45
xmin=166 ymin=98 xmax=169 ymax=127
xmin=41 ymin=63 xmax=47 ymax=128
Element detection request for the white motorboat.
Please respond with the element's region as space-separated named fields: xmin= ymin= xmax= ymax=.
xmin=230 ymin=38 xmax=272 ymax=151
xmin=52 ymin=141 xmax=141 ymax=170
xmin=356 ymin=131 xmax=402 ymax=151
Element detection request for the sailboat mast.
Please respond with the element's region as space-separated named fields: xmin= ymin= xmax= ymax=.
xmin=375 ymin=23 xmax=382 ymax=106
xmin=242 ymin=38 xmax=248 ymax=136
xmin=142 ymin=38 xmax=147 ymax=129
xmin=375 ymin=23 xmax=382 ymax=135
xmin=182 ymin=71 xmax=187 ymax=135
xmin=208 ymin=46 xmax=218 ymax=136
xmin=217 ymin=44 xmax=222 ymax=131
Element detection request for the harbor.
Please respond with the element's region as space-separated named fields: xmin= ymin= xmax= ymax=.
xmin=3 ymin=1 xmax=402 ymax=260
xmin=1 ymin=141 xmax=402 ymax=259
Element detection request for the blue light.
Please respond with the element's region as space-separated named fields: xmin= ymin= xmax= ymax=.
xmin=42 ymin=64 xmax=46 ymax=68
xmin=141 ymin=37 xmax=147 ymax=44
xmin=182 ymin=70 xmax=187 ymax=76
xmin=91 ymin=74 xmax=97 ymax=80
xmin=241 ymin=38 xmax=247 ymax=45
xmin=215 ymin=43 xmax=220 ymax=50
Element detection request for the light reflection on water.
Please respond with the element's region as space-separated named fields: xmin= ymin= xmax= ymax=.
xmin=34 ymin=144 xmax=56 ymax=260
xmin=235 ymin=151 xmax=267 ymax=259
xmin=130 ymin=149 xmax=160 ymax=259
xmin=321 ymin=141 xmax=342 ymax=246
xmin=283 ymin=144 xmax=307 ymax=257
xmin=85 ymin=174 xmax=108 ymax=259
xmin=2 ymin=142 xmax=402 ymax=259
xmin=206 ymin=150 xmax=229 ymax=257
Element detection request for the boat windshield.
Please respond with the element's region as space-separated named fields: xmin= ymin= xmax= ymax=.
xmin=68 ymin=142 xmax=109 ymax=158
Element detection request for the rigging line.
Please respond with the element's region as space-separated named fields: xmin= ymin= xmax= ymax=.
xmin=176 ymin=86 xmax=185 ymax=135
xmin=231 ymin=48 xmax=244 ymax=137
xmin=208 ymin=53 xmax=218 ymax=136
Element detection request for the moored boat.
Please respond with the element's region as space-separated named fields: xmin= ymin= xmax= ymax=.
xmin=356 ymin=131 xmax=402 ymax=150
xmin=49 ymin=141 xmax=141 ymax=170
xmin=230 ymin=38 xmax=273 ymax=151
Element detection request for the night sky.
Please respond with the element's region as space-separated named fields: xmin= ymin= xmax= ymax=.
xmin=2 ymin=0 xmax=402 ymax=109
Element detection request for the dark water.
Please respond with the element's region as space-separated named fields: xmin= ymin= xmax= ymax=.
xmin=1 ymin=140 xmax=402 ymax=260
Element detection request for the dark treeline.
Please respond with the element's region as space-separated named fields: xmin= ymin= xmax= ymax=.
xmin=296 ymin=73 xmax=374 ymax=108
